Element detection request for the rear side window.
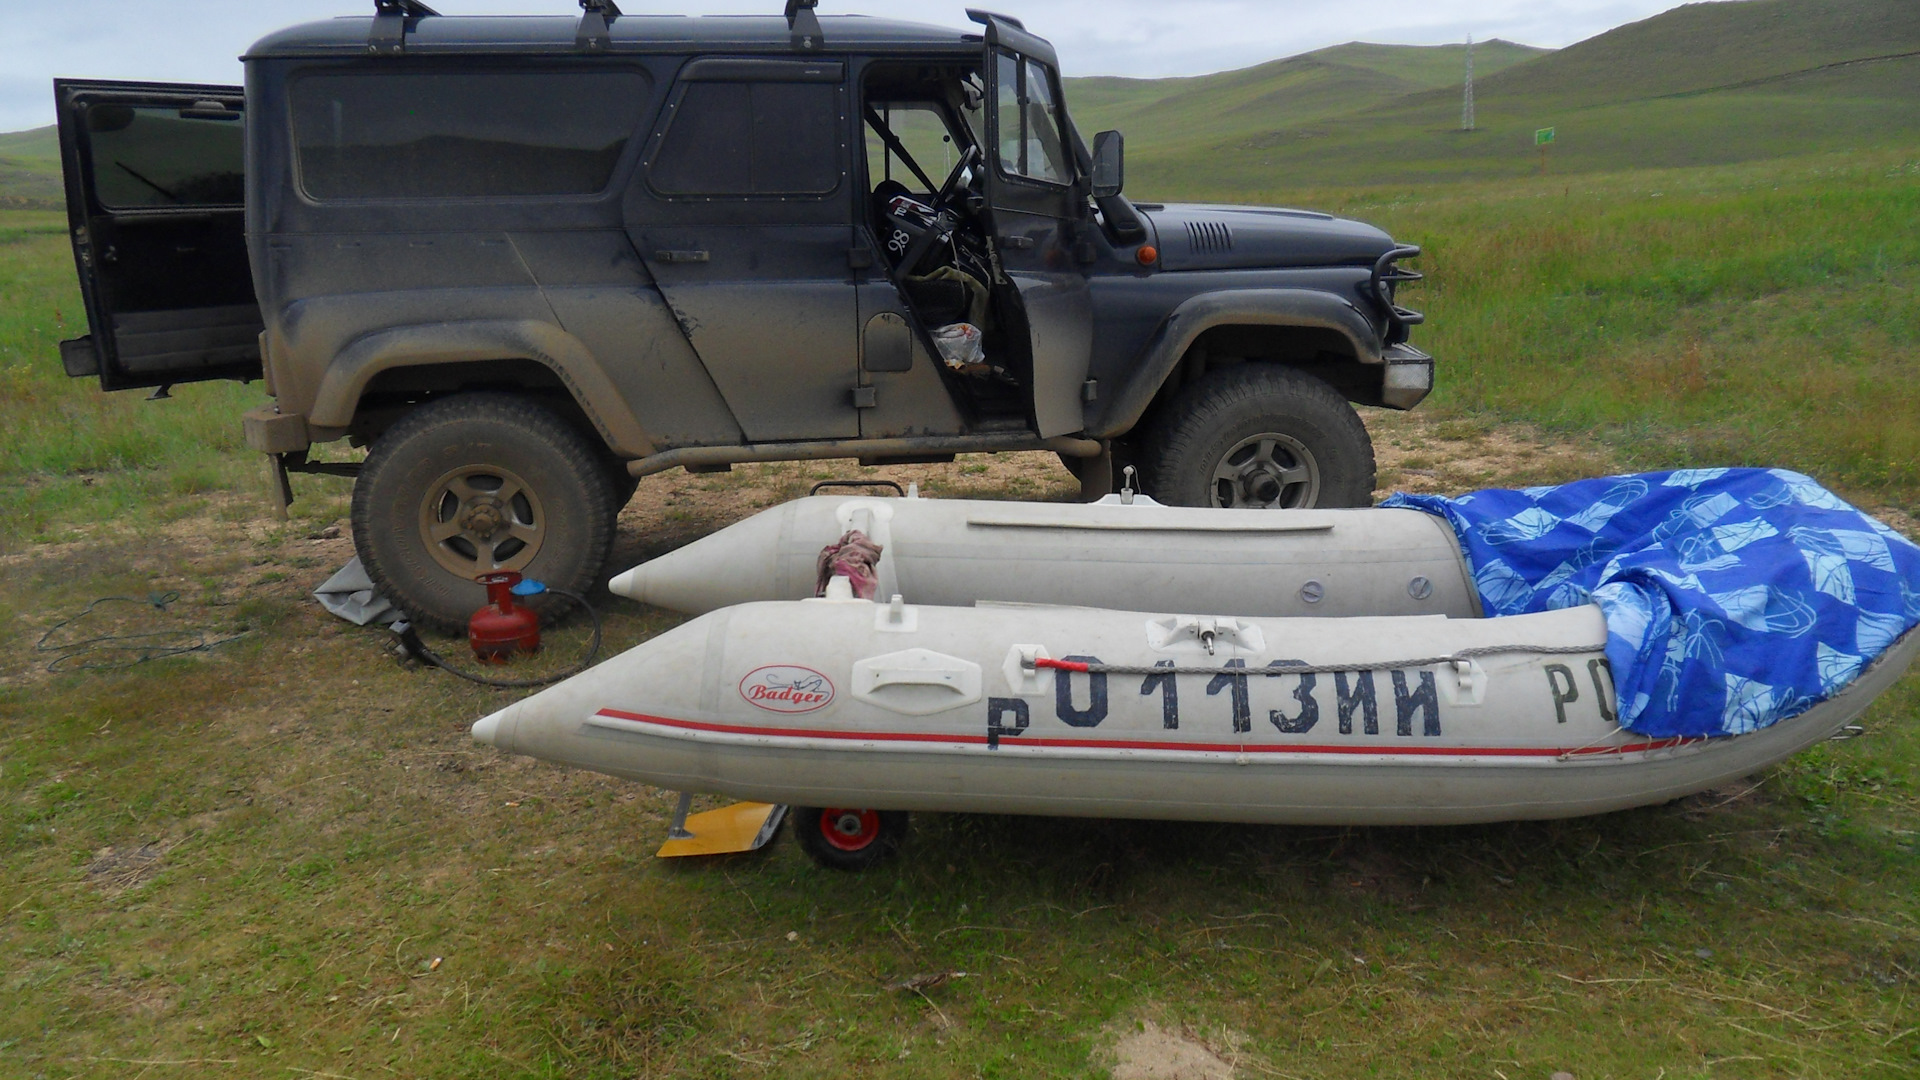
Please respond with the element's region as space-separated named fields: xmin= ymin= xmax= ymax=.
xmin=649 ymin=81 xmax=843 ymax=197
xmin=86 ymin=104 xmax=244 ymax=209
xmin=290 ymin=69 xmax=649 ymax=200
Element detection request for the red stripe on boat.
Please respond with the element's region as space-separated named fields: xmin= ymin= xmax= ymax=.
xmin=591 ymin=708 xmax=1689 ymax=758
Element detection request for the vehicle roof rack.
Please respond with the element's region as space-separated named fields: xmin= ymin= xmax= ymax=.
xmin=785 ymin=0 xmax=823 ymax=52
xmin=577 ymin=0 xmax=623 ymax=52
xmin=369 ymin=0 xmax=439 ymax=56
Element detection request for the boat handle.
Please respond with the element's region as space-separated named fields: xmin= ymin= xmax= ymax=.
xmin=862 ymin=666 xmax=972 ymax=692
xmin=852 ymin=649 xmax=985 ymax=715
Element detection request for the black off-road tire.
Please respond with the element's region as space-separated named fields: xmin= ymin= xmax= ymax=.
xmin=1141 ymin=365 xmax=1375 ymax=508
xmin=792 ymin=807 xmax=910 ymax=871
xmin=351 ymin=393 xmax=616 ymax=634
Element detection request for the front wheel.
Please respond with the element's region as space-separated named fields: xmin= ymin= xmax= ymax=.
xmin=1141 ymin=365 xmax=1375 ymax=509
xmin=792 ymin=807 xmax=909 ymax=871
xmin=350 ymin=393 xmax=616 ymax=633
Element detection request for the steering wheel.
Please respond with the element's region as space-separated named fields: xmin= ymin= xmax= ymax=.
xmin=932 ymin=145 xmax=983 ymax=210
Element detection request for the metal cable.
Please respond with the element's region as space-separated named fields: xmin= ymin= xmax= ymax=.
xmin=35 ymin=592 xmax=250 ymax=673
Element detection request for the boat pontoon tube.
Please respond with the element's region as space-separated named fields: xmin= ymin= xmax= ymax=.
xmin=473 ymin=595 xmax=1920 ymax=827
xmin=609 ymin=494 xmax=1482 ymax=619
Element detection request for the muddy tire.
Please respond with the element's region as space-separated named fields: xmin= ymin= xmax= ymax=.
xmin=351 ymin=393 xmax=616 ymax=633
xmin=1141 ymin=365 xmax=1375 ymax=509
xmin=792 ymin=807 xmax=909 ymax=871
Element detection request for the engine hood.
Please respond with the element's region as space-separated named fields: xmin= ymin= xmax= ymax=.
xmin=1142 ymin=203 xmax=1396 ymax=271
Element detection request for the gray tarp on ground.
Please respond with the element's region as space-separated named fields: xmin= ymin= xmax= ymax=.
xmin=313 ymin=557 xmax=397 ymax=626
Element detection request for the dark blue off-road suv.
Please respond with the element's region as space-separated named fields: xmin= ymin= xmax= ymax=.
xmin=54 ymin=1 xmax=1431 ymax=629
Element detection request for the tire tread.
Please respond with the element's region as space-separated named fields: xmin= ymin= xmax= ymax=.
xmin=1141 ymin=364 xmax=1375 ymax=508
xmin=350 ymin=393 xmax=616 ymax=633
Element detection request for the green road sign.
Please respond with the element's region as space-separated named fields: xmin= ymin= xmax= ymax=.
xmin=1535 ymin=127 xmax=1556 ymax=146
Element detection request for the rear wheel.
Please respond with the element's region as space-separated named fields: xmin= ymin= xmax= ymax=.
xmin=351 ymin=393 xmax=616 ymax=633
xmin=1141 ymin=365 xmax=1375 ymax=508
xmin=792 ymin=806 xmax=909 ymax=871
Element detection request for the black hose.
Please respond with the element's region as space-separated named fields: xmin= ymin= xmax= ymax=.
xmin=391 ymin=589 xmax=603 ymax=689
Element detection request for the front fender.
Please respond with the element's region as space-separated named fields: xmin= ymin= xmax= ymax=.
xmin=1089 ymin=288 xmax=1382 ymax=439
xmin=308 ymin=319 xmax=653 ymax=457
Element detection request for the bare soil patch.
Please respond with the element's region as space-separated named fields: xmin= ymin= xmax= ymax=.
xmin=1100 ymin=1018 xmax=1242 ymax=1080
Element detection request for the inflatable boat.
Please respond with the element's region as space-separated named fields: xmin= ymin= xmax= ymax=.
xmin=472 ymin=591 xmax=1918 ymax=827
xmin=478 ymin=469 xmax=1920 ymax=866
xmin=609 ymin=490 xmax=1485 ymax=619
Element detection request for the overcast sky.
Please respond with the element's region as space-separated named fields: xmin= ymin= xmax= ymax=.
xmin=1 ymin=0 xmax=1700 ymax=133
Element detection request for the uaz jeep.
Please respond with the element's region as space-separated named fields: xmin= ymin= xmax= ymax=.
xmin=53 ymin=0 xmax=1432 ymax=629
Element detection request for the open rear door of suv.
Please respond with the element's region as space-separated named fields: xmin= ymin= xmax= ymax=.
xmin=55 ymin=79 xmax=261 ymax=391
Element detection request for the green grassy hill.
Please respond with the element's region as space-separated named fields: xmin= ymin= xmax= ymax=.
xmin=1113 ymin=0 xmax=1920 ymax=196
xmin=0 ymin=125 xmax=61 ymax=210
xmin=1066 ymin=40 xmax=1547 ymax=153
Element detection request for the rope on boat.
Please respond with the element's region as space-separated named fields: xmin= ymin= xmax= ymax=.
xmin=1028 ymin=642 xmax=1608 ymax=678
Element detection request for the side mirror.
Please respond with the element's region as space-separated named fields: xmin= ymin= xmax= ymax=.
xmin=1090 ymin=130 xmax=1125 ymax=199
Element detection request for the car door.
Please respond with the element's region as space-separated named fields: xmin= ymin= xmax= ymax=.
xmin=626 ymin=58 xmax=860 ymax=443
xmin=979 ymin=24 xmax=1093 ymax=439
xmin=54 ymin=79 xmax=261 ymax=391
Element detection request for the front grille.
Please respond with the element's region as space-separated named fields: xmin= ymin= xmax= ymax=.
xmin=1186 ymin=221 xmax=1234 ymax=255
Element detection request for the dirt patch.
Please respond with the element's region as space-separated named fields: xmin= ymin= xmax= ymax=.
xmin=1679 ymin=778 xmax=1774 ymax=820
xmin=1368 ymin=410 xmax=1624 ymax=498
xmin=1099 ymin=1019 xmax=1240 ymax=1080
xmin=85 ymin=840 xmax=173 ymax=894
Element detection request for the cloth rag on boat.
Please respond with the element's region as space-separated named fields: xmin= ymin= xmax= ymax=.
xmin=1385 ymin=469 xmax=1920 ymax=738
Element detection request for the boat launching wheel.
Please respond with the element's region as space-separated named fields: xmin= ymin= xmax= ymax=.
xmin=794 ymin=807 xmax=908 ymax=870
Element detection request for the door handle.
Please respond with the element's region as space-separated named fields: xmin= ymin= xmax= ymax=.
xmin=654 ymin=249 xmax=710 ymax=263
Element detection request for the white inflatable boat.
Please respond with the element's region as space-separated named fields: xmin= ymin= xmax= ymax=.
xmin=610 ymin=491 xmax=1484 ymax=619
xmin=473 ymin=588 xmax=1919 ymax=827
xmin=477 ymin=486 xmax=1920 ymax=866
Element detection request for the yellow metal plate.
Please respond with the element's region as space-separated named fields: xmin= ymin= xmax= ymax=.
xmin=655 ymin=802 xmax=785 ymax=858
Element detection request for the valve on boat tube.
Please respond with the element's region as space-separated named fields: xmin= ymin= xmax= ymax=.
xmin=470 ymin=572 xmax=543 ymax=664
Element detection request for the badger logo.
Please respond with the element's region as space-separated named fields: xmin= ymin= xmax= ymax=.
xmin=739 ymin=666 xmax=835 ymax=713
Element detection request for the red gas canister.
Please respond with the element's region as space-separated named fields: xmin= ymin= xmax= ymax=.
xmin=470 ymin=572 xmax=541 ymax=664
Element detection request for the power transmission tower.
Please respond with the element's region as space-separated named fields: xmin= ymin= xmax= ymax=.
xmin=1461 ymin=34 xmax=1476 ymax=132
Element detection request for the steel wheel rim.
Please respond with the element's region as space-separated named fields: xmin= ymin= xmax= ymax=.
xmin=819 ymin=808 xmax=881 ymax=852
xmin=417 ymin=464 xmax=546 ymax=579
xmin=1209 ymin=432 xmax=1321 ymax=508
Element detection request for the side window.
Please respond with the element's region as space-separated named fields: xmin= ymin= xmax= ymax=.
xmin=650 ymin=81 xmax=843 ymax=197
xmin=993 ymin=52 xmax=1069 ymax=187
xmin=86 ymin=104 xmax=244 ymax=209
xmin=865 ymin=102 xmax=963 ymax=195
xmin=290 ymin=70 xmax=649 ymax=200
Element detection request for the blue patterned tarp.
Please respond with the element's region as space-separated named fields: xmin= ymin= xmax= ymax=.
xmin=1384 ymin=469 xmax=1920 ymax=738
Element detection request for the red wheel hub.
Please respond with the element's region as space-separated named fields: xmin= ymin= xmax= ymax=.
xmin=818 ymin=808 xmax=880 ymax=851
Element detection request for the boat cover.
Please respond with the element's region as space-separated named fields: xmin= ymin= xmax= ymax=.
xmin=1385 ymin=469 xmax=1920 ymax=738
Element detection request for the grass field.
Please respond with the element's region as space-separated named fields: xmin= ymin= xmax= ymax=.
xmin=3 ymin=0 xmax=1919 ymax=1071
xmin=2 ymin=139 xmax=1917 ymax=1078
